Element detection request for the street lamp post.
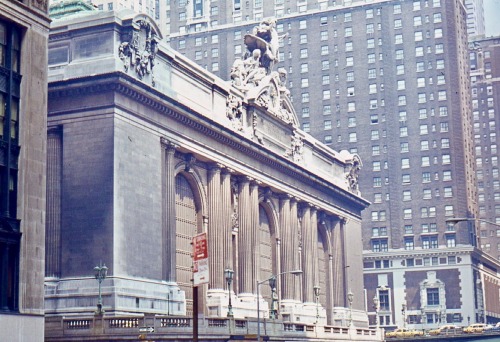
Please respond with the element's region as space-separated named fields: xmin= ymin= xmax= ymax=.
xmin=446 ymin=217 xmax=500 ymax=227
xmin=257 ymin=270 xmax=302 ymax=342
xmin=373 ymin=295 xmax=380 ymax=329
xmin=421 ymin=307 xmax=426 ymax=333
xmin=347 ymin=291 xmax=354 ymax=327
xmin=446 ymin=217 xmax=500 ymax=246
xmin=314 ymin=285 xmax=320 ymax=324
xmin=402 ymin=304 xmax=406 ymax=329
xmin=94 ymin=263 xmax=108 ymax=315
xmin=224 ymin=268 xmax=234 ymax=318
xmin=269 ymin=276 xmax=277 ymax=320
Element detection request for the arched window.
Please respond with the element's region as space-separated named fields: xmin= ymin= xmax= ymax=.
xmin=175 ymin=173 xmax=199 ymax=315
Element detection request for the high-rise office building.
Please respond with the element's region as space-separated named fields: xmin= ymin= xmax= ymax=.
xmin=0 ymin=0 xmax=50 ymax=340
xmin=470 ymin=36 xmax=500 ymax=261
xmin=166 ymin=0 xmax=500 ymax=329
xmin=465 ymin=0 xmax=485 ymax=38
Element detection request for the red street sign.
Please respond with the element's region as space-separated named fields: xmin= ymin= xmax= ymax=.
xmin=193 ymin=232 xmax=208 ymax=261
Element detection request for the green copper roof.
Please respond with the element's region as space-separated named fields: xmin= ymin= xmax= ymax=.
xmin=49 ymin=0 xmax=96 ymax=19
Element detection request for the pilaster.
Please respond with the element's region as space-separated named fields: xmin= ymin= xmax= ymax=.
xmin=46 ymin=127 xmax=62 ymax=278
xmin=279 ymin=194 xmax=294 ymax=300
xmin=208 ymin=163 xmax=223 ymax=289
xmin=237 ymin=176 xmax=252 ymax=294
xmin=250 ymin=180 xmax=260 ymax=293
xmin=300 ymin=203 xmax=313 ymax=303
xmin=161 ymin=138 xmax=177 ymax=281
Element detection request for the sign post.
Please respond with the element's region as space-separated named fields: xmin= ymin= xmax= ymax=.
xmin=192 ymin=232 xmax=209 ymax=342
xmin=193 ymin=232 xmax=209 ymax=286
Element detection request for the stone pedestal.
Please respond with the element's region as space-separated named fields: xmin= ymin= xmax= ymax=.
xmin=44 ymin=277 xmax=186 ymax=316
xmin=291 ymin=302 xmax=327 ymax=324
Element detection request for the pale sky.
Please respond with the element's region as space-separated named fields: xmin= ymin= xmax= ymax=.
xmin=484 ymin=0 xmax=500 ymax=36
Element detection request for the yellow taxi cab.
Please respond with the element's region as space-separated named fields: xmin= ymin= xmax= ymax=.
xmin=428 ymin=324 xmax=462 ymax=335
xmin=386 ymin=328 xmax=424 ymax=338
xmin=463 ymin=323 xmax=491 ymax=333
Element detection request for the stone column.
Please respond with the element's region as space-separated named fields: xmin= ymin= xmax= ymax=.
xmin=331 ymin=217 xmax=347 ymax=306
xmin=237 ymin=176 xmax=253 ymax=294
xmin=300 ymin=203 xmax=314 ymax=303
xmin=327 ymin=254 xmax=334 ymax=324
xmin=208 ymin=164 xmax=223 ymax=290
xmin=221 ymin=169 xmax=233 ymax=271
xmin=311 ymin=206 xmax=319 ymax=289
xmin=46 ymin=127 xmax=62 ymax=278
xmin=279 ymin=195 xmax=294 ymax=300
xmin=161 ymin=138 xmax=177 ymax=281
xmin=291 ymin=199 xmax=302 ymax=301
xmin=250 ymin=180 xmax=260 ymax=293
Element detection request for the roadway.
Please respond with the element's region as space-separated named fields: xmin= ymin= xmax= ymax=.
xmin=388 ymin=331 xmax=500 ymax=341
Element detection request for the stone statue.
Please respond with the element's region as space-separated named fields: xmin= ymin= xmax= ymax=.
xmin=251 ymin=17 xmax=279 ymax=73
xmin=346 ymin=156 xmax=362 ymax=192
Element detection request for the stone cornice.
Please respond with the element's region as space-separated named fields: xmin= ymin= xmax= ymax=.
xmin=363 ymin=246 xmax=476 ymax=261
xmin=48 ymin=72 xmax=369 ymax=217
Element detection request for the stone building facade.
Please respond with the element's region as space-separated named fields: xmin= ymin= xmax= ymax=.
xmin=164 ymin=0 xmax=500 ymax=330
xmin=0 ymin=0 xmax=50 ymax=341
xmin=44 ymin=9 xmax=378 ymax=341
xmin=470 ymin=36 xmax=500 ymax=261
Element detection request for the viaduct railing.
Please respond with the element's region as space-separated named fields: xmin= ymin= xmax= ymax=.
xmin=45 ymin=314 xmax=382 ymax=341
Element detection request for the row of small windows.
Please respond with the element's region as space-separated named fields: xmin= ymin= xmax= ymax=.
xmin=373 ymin=170 xmax=453 ymax=187
xmin=472 ymin=98 xmax=495 ymax=109
xmin=478 ymin=192 xmax=500 ymax=203
xmin=476 ymin=156 xmax=499 ymax=167
xmin=372 ymin=205 xmax=454 ymax=222
xmin=272 ymin=1 xmax=442 ymax=29
xmin=373 ymin=188 xmax=453 ymax=204
xmin=367 ymin=256 xmax=457 ymax=271
xmin=477 ymin=168 xmax=500 ymax=180
xmin=317 ymin=127 xmax=451 ymax=145
xmin=473 ymin=109 xmax=496 ymax=121
xmin=478 ymin=181 xmax=500 ymax=194
xmin=300 ymin=91 xmax=447 ymax=112
xmin=279 ymin=60 xmax=442 ymax=83
xmin=480 ymin=228 xmax=500 ymax=238
xmin=371 ymin=234 xmax=455 ymax=252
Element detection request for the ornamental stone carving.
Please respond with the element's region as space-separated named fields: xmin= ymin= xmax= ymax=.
xmin=226 ymin=95 xmax=244 ymax=131
xmin=229 ymin=18 xmax=298 ymax=129
xmin=284 ymin=130 xmax=304 ymax=163
xmin=118 ymin=15 xmax=161 ymax=87
xmin=345 ymin=154 xmax=362 ymax=194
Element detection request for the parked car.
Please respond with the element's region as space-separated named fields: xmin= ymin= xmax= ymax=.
xmin=490 ymin=322 xmax=500 ymax=332
xmin=429 ymin=324 xmax=462 ymax=335
xmin=463 ymin=323 xmax=492 ymax=333
xmin=386 ymin=328 xmax=424 ymax=338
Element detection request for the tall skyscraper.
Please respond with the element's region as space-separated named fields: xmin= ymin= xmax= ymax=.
xmin=0 ymin=0 xmax=50 ymax=340
xmin=470 ymin=36 xmax=500 ymax=261
xmin=167 ymin=0 xmax=500 ymax=329
xmin=465 ymin=0 xmax=486 ymax=38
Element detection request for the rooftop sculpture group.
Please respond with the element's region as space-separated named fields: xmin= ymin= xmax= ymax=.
xmin=229 ymin=18 xmax=297 ymax=127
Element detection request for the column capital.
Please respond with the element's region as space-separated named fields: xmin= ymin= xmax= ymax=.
xmin=236 ymin=175 xmax=253 ymax=185
xmin=278 ymin=193 xmax=292 ymax=201
xmin=208 ymin=162 xmax=224 ymax=173
xmin=298 ymin=201 xmax=312 ymax=211
xmin=221 ymin=167 xmax=235 ymax=176
xmin=250 ymin=179 xmax=262 ymax=188
xmin=48 ymin=126 xmax=62 ymax=136
xmin=161 ymin=137 xmax=178 ymax=152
